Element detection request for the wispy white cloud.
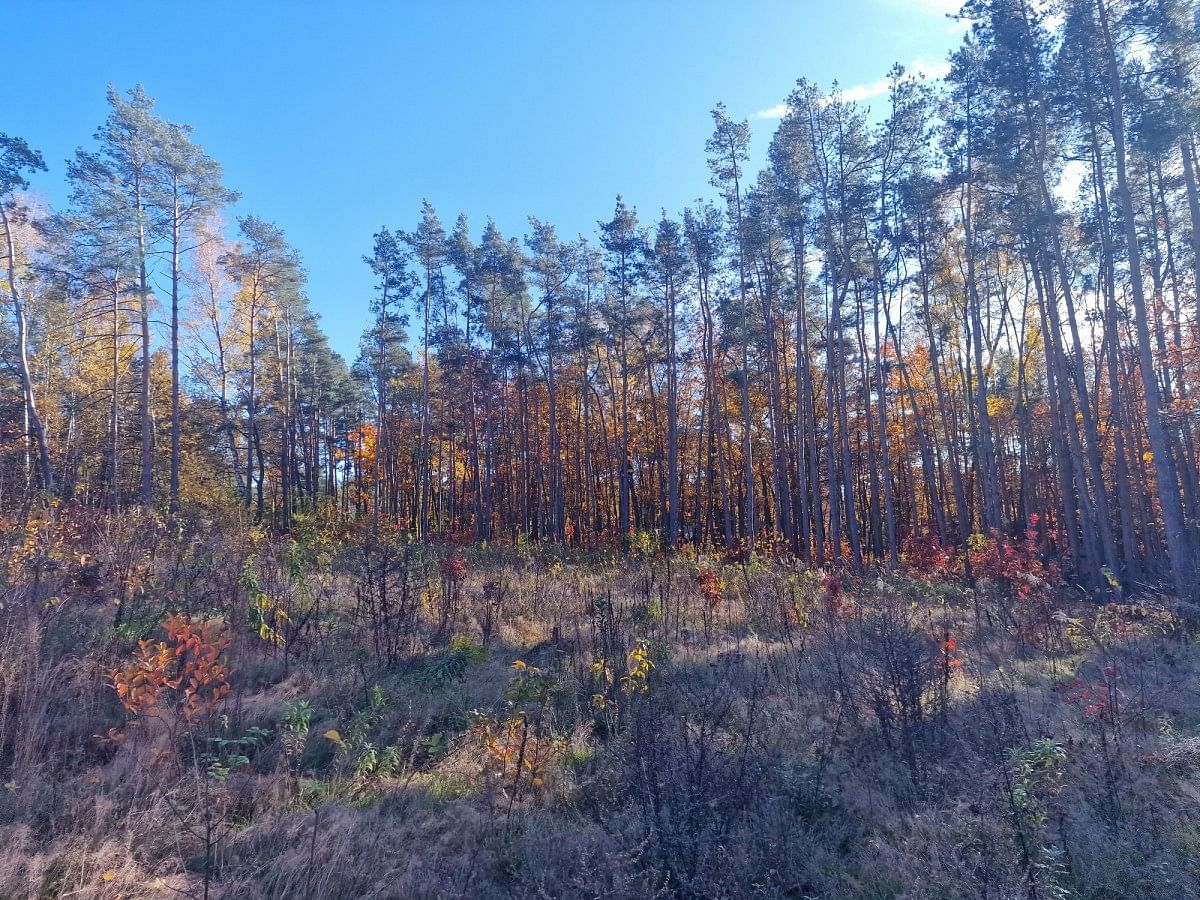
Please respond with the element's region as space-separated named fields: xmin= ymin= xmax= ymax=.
xmin=905 ymin=57 xmax=953 ymax=81
xmin=902 ymin=0 xmax=960 ymax=14
xmin=882 ymin=0 xmax=962 ymax=17
xmin=879 ymin=0 xmax=970 ymax=36
xmin=835 ymin=75 xmax=895 ymax=105
xmin=753 ymin=102 xmax=792 ymax=120
xmin=753 ymin=57 xmax=952 ymax=119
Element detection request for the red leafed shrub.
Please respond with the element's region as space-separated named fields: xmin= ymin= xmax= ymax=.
xmin=821 ymin=572 xmax=845 ymax=615
xmin=440 ymin=551 xmax=467 ymax=583
xmin=901 ymin=533 xmax=957 ymax=580
xmin=1058 ymin=675 xmax=1116 ymax=722
xmin=695 ymin=565 xmax=722 ymax=609
xmin=109 ymin=613 xmax=231 ymax=723
xmin=969 ymin=518 xmax=1060 ymax=604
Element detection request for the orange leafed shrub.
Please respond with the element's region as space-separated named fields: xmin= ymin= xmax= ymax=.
xmin=110 ymin=614 xmax=231 ymax=722
xmin=942 ymin=634 xmax=964 ymax=670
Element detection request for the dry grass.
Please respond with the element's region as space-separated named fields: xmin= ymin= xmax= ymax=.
xmin=1 ymin=510 xmax=1198 ymax=898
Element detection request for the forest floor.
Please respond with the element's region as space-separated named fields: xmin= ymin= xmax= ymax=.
xmin=1 ymin=507 xmax=1199 ymax=899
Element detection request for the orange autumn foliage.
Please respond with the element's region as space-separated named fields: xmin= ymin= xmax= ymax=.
xmin=109 ymin=613 xmax=231 ymax=722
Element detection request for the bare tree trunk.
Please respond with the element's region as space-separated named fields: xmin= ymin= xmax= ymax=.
xmin=110 ymin=280 xmax=121 ymax=510
xmin=169 ymin=178 xmax=182 ymax=512
xmin=246 ymin=287 xmax=259 ymax=513
xmin=418 ymin=273 xmax=432 ymax=538
xmin=2 ymin=203 xmax=53 ymax=494
xmin=730 ymin=164 xmax=757 ymax=545
xmin=871 ymin=253 xmax=898 ymax=565
xmin=547 ymin=296 xmax=564 ymax=543
xmin=136 ymin=181 xmax=153 ymax=505
xmin=666 ymin=272 xmax=680 ymax=550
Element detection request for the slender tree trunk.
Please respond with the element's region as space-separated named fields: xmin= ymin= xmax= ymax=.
xmin=169 ymin=178 xmax=182 ymax=512
xmin=547 ymin=291 xmax=564 ymax=542
xmin=418 ymin=273 xmax=432 ymax=538
xmin=246 ymin=289 xmax=258 ymax=513
xmin=136 ymin=181 xmax=153 ymax=505
xmin=1 ymin=203 xmax=53 ymax=494
xmin=666 ymin=273 xmax=680 ymax=550
xmin=871 ymin=252 xmax=898 ymax=565
xmin=729 ymin=155 xmax=757 ymax=544
xmin=110 ymin=278 xmax=121 ymax=510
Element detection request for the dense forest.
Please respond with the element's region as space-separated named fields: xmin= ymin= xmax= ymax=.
xmin=3 ymin=0 xmax=1200 ymax=897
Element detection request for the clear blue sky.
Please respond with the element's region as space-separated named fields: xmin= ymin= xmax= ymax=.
xmin=12 ymin=0 xmax=962 ymax=360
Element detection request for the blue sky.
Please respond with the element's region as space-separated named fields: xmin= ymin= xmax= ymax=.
xmin=11 ymin=0 xmax=963 ymax=360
